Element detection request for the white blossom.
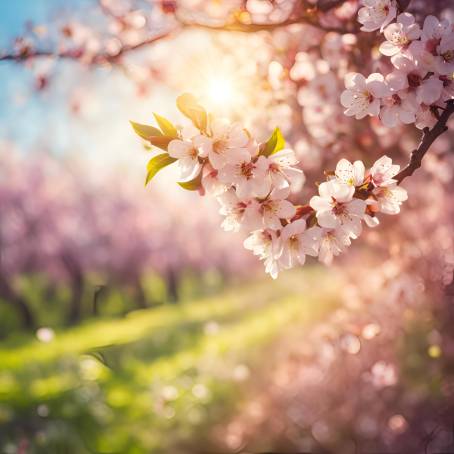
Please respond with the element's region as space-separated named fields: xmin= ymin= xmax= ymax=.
xmin=358 ymin=0 xmax=397 ymax=33
xmin=372 ymin=185 xmax=408 ymax=214
xmin=369 ymin=156 xmax=400 ymax=187
xmin=266 ymin=149 xmax=305 ymax=191
xmin=219 ymin=155 xmax=270 ymax=200
xmin=341 ymin=73 xmax=389 ymax=120
xmin=255 ymin=187 xmax=297 ymax=231
xmin=168 ymin=137 xmax=205 ymax=180
xmin=309 ymin=226 xmax=352 ymax=266
xmin=244 ymin=229 xmax=281 ymax=279
xmin=379 ymin=13 xmax=421 ymax=57
xmin=197 ymin=120 xmax=250 ymax=170
xmin=217 ymin=189 xmax=259 ymax=232
xmin=310 ymin=180 xmax=366 ymax=238
xmin=277 ymin=219 xmax=317 ymax=269
xmin=335 ymin=159 xmax=365 ymax=187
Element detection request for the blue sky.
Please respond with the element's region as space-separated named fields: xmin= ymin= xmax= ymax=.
xmin=0 ymin=0 xmax=162 ymax=174
xmin=0 ymin=1 xmax=94 ymax=153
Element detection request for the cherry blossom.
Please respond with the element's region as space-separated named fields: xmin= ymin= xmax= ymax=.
xmin=379 ymin=91 xmax=419 ymax=127
xmin=265 ymin=149 xmax=305 ymax=191
xmin=379 ymin=13 xmax=421 ymax=57
xmin=417 ymin=15 xmax=454 ymax=75
xmin=310 ymin=180 xmax=366 ymax=238
xmin=277 ymin=219 xmax=316 ymax=269
xmin=219 ymin=155 xmax=270 ymax=200
xmin=217 ymin=189 xmax=259 ymax=232
xmin=197 ymin=120 xmax=250 ymax=170
xmin=134 ymin=98 xmax=409 ymax=278
xmin=255 ymin=187 xmax=296 ymax=231
xmin=388 ymin=55 xmax=443 ymax=106
xmin=310 ymin=226 xmax=352 ymax=266
xmin=357 ymin=0 xmax=397 ymax=33
xmin=372 ymin=184 xmax=408 ymax=214
xmin=369 ymin=155 xmax=400 ymax=187
xmin=244 ymin=229 xmax=281 ymax=279
xmin=168 ymin=137 xmax=205 ymax=180
xmin=341 ymin=73 xmax=389 ymax=120
xmin=201 ymin=165 xmax=228 ymax=196
xmin=335 ymin=159 xmax=365 ymax=187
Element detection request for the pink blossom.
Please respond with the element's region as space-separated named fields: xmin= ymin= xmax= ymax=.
xmin=219 ymin=155 xmax=270 ymax=200
xmin=197 ymin=120 xmax=250 ymax=170
xmin=310 ymin=180 xmax=366 ymax=238
xmin=277 ymin=219 xmax=318 ymax=269
xmin=357 ymin=0 xmax=397 ymax=33
xmin=379 ymin=13 xmax=421 ymax=57
xmin=217 ymin=189 xmax=259 ymax=232
xmin=341 ymin=73 xmax=389 ymax=120
xmin=254 ymin=187 xmax=297 ymax=231
xmin=244 ymin=229 xmax=281 ymax=279
xmin=372 ymin=185 xmax=408 ymax=214
xmin=335 ymin=159 xmax=365 ymax=187
xmin=309 ymin=226 xmax=352 ymax=265
xmin=389 ymin=55 xmax=443 ymax=106
xmin=379 ymin=90 xmax=419 ymax=127
xmin=168 ymin=137 xmax=205 ymax=180
xmin=265 ymin=149 xmax=305 ymax=191
xmin=201 ymin=165 xmax=228 ymax=196
xmin=369 ymin=155 xmax=400 ymax=187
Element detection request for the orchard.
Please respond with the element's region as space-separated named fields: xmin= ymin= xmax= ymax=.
xmin=0 ymin=0 xmax=454 ymax=453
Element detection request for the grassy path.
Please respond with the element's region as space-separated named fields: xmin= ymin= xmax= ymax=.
xmin=0 ymin=269 xmax=340 ymax=453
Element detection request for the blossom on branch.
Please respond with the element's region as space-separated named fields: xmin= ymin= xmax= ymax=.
xmin=132 ymin=95 xmax=408 ymax=279
xmin=357 ymin=0 xmax=397 ymax=32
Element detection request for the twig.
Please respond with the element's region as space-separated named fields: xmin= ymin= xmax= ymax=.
xmin=317 ymin=0 xmax=349 ymax=12
xmin=177 ymin=14 xmax=359 ymax=35
xmin=395 ymin=100 xmax=454 ymax=184
xmin=0 ymin=29 xmax=177 ymax=64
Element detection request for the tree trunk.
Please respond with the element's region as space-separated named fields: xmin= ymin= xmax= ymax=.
xmin=0 ymin=275 xmax=35 ymax=330
xmin=133 ymin=279 xmax=149 ymax=309
xmin=61 ymin=253 xmax=85 ymax=325
xmin=92 ymin=285 xmax=107 ymax=316
xmin=67 ymin=273 xmax=84 ymax=325
xmin=167 ymin=268 xmax=179 ymax=303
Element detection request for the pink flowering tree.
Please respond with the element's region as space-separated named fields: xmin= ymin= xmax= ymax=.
xmin=1 ymin=0 xmax=453 ymax=321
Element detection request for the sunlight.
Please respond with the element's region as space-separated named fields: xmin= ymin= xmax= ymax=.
xmin=207 ymin=78 xmax=235 ymax=104
xmin=207 ymin=77 xmax=236 ymax=106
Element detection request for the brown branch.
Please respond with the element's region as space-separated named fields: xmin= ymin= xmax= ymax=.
xmin=396 ymin=0 xmax=411 ymax=12
xmin=395 ymin=100 xmax=454 ymax=184
xmin=0 ymin=29 xmax=177 ymax=64
xmin=177 ymin=15 xmax=359 ymax=34
xmin=316 ymin=0 xmax=349 ymax=12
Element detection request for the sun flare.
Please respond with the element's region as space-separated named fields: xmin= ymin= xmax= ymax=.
xmin=207 ymin=77 xmax=236 ymax=106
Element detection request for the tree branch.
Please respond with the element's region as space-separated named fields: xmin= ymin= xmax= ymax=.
xmin=0 ymin=29 xmax=177 ymax=64
xmin=395 ymin=101 xmax=454 ymax=184
xmin=316 ymin=0 xmax=350 ymax=12
xmin=176 ymin=13 xmax=359 ymax=35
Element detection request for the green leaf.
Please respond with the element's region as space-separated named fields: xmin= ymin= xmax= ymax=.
xmin=148 ymin=135 xmax=173 ymax=151
xmin=153 ymin=113 xmax=178 ymax=138
xmin=176 ymin=93 xmax=207 ymax=131
xmin=145 ymin=153 xmax=177 ymax=186
xmin=130 ymin=121 xmax=163 ymax=140
xmin=261 ymin=127 xmax=285 ymax=157
xmin=177 ymin=169 xmax=203 ymax=191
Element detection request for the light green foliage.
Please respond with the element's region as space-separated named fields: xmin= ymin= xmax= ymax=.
xmin=0 ymin=270 xmax=338 ymax=453
xmin=261 ymin=127 xmax=285 ymax=157
xmin=129 ymin=121 xmax=163 ymax=140
xmin=153 ymin=113 xmax=178 ymax=138
xmin=145 ymin=153 xmax=177 ymax=186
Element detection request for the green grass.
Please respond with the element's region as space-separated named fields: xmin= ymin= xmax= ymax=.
xmin=0 ymin=268 xmax=340 ymax=454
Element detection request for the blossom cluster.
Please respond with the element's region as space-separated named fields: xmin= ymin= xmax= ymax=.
xmin=132 ymin=96 xmax=408 ymax=279
xmin=342 ymin=1 xmax=454 ymax=128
